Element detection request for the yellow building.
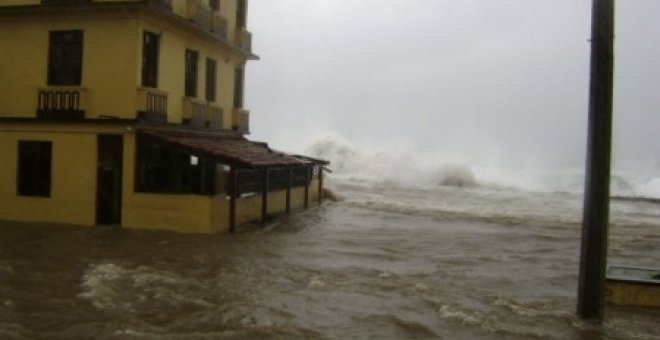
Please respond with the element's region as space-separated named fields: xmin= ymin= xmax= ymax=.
xmin=0 ymin=0 xmax=327 ymax=233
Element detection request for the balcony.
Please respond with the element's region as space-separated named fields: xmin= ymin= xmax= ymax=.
xmin=207 ymin=104 xmax=223 ymax=130
xmin=182 ymin=97 xmax=206 ymax=128
xmin=137 ymin=87 xmax=168 ymax=123
xmin=232 ymin=108 xmax=249 ymax=134
xmin=37 ymin=86 xmax=86 ymax=120
xmin=235 ymin=28 xmax=252 ymax=53
xmin=186 ymin=0 xmax=212 ymax=32
xmin=210 ymin=12 xmax=228 ymax=40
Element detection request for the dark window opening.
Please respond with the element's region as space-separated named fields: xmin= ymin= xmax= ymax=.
xmin=185 ymin=49 xmax=199 ymax=97
xmin=17 ymin=141 xmax=52 ymax=197
xmin=233 ymin=68 xmax=244 ymax=108
xmin=206 ymin=58 xmax=217 ymax=102
xmin=142 ymin=31 xmax=160 ymax=88
xmin=236 ymin=0 xmax=247 ymax=28
xmin=48 ymin=30 xmax=84 ymax=86
xmin=135 ymin=135 xmax=215 ymax=195
xmin=209 ymin=0 xmax=219 ymax=11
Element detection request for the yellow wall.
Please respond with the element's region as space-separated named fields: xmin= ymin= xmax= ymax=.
xmin=0 ymin=1 xmax=322 ymax=235
xmin=233 ymin=180 xmax=321 ymax=228
xmin=0 ymin=129 xmax=98 ymax=226
xmin=139 ymin=14 xmax=240 ymax=126
xmin=0 ymin=126 xmax=324 ymax=233
xmin=122 ymin=192 xmax=213 ymax=233
xmin=0 ymin=3 xmax=247 ymax=129
xmin=0 ymin=15 xmax=139 ymax=119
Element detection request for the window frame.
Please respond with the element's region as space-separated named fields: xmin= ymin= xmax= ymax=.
xmin=205 ymin=58 xmax=217 ymax=102
xmin=141 ymin=31 xmax=160 ymax=88
xmin=185 ymin=49 xmax=199 ymax=97
xmin=233 ymin=67 xmax=244 ymax=109
xmin=47 ymin=30 xmax=84 ymax=86
xmin=17 ymin=141 xmax=53 ymax=197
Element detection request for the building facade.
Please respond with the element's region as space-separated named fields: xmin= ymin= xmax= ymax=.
xmin=0 ymin=0 xmax=326 ymax=233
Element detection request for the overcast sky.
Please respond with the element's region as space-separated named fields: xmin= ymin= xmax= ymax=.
xmin=245 ymin=1 xmax=660 ymax=175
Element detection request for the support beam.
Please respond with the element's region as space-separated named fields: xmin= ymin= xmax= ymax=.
xmin=318 ymin=166 xmax=323 ymax=205
xmin=229 ymin=166 xmax=238 ymax=234
xmin=578 ymin=0 xmax=615 ymax=321
xmin=261 ymin=167 xmax=269 ymax=223
xmin=304 ymin=166 xmax=310 ymax=209
xmin=286 ymin=166 xmax=292 ymax=214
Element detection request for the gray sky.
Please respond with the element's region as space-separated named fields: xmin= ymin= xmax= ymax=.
xmin=246 ymin=0 xmax=660 ymax=175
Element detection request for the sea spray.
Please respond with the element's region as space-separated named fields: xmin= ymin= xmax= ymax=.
xmin=304 ymin=132 xmax=480 ymax=189
xmin=300 ymin=132 xmax=660 ymax=198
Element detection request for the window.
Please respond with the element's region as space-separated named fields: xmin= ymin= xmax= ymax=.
xmin=205 ymin=58 xmax=217 ymax=102
xmin=185 ymin=49 xmax=199 ymax=97
xmin=17 ymin=141 xmax=52 ymax=197
xmin=209 ymin=0 xmax=219 ymax=11
xmin=135 ymin=135 xmax=215 ymax=195
xmin=233 ymin=68 xmax=244 ymax=108
xmin=142 ymin=31 xmax=160 ymax=88
xmin=48 ymin=30 xmax=83 ymax=86
xmin=236 ymin=0 xmax=247 ymax=28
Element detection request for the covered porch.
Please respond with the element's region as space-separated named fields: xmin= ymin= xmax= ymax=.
xmin=123 ymin=127 xmax=328 ymax=233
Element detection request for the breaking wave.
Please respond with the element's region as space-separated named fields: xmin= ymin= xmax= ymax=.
xmin=304 ymin=132 xmax=660 ymax=198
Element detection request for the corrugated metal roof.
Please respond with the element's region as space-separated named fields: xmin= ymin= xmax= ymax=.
xmin=139 ymin=128 xmax=328 ymax=167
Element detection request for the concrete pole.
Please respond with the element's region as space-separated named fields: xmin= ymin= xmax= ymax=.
xmin=577 ymin=0 xmax=615 ymax=321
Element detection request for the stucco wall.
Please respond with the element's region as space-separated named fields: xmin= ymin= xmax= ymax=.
xmin=0 ymin=129 xmax=97 ymax=226
xmin=0 ymin=4 xmax=246 ymax=128
xmin=0 ymin=15 xmax=139 ymax=119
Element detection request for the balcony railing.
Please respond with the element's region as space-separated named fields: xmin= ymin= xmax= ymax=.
xmin=137 ymin=87 xmax=168 ymax=123
xmin=211 ymin=12 xmax=228 ymax=40
xmin=232 ymin=108 xmax=249 ymax=134
xmin=235 ymin=28 xmax=252 ymax=53
xmin=186 ymin=0 xmax=212 ymax=31
xmin=207 ymin=104 xmax=223 ymax=130
xmin=37 ymin=87 xmax=86 ymax=120
xmin=182 ymin=97 xmax=206 ymax=128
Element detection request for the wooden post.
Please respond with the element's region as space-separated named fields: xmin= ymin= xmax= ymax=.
xmin=304 ymin=165 xmax=310 ymax=209
xmin=285 ymin=166 xmax=292 ymax=214
xmin=578 ymin=0 xmax=615 ymax=321
xmin=318 ymin=166 xmax=323 ymax=205
xmin=229 ymin=166 xmax=238 ymax=234
xmin=261 ymin=167 xmax=269 ymax=223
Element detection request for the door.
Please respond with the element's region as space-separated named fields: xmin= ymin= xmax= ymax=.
xmin=96 ymin=135 xmax=123 ymax=225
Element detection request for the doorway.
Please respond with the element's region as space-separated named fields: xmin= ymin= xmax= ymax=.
xmin=96 ymin=135 xmax=123 ymax=225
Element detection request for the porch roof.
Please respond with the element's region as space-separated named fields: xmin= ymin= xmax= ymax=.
xmin=139 ymin=127 xmax=328 ymax=168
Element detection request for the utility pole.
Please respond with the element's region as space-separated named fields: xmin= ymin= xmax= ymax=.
xmin=577 ymin=0 xmax=615 ymax=321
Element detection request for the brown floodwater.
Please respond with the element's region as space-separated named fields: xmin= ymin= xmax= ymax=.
xmin=0 ymin=182 xmax=659 ymax=339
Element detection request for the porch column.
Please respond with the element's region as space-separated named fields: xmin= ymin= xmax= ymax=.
xmin=285 ymin=165 xmax=292 ymax=214
xmin=261 ymin=167 xmax=269 ymax=223
xmin=304 ymin=165 xmax=310 ymax=209
xmin=229 ymin=166 xmax=238 ymax=234
xmin=318 ymin=166 xmax=324 ymax=205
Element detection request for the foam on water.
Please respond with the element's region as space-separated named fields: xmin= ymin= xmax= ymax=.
xmin=79 ymin=263 xmax=215 ymax=313
xmin=303 ymin=132 xmax=660 ymax=198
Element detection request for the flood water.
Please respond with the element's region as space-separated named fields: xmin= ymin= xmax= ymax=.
xmin=1 ymin=180 xmax=659 ymax=339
